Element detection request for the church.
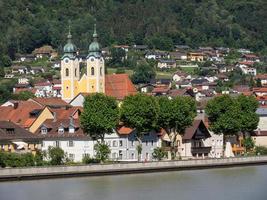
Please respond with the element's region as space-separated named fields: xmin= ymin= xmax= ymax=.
xmin=61 ymin=24 xmax=136 ymax=103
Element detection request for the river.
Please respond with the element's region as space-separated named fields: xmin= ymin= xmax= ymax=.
xmin=0 ymin=165 xmax=266 ymax=200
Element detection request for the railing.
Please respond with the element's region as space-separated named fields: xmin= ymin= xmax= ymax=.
xmin=191 ymin=146 xmax=212 ymax=154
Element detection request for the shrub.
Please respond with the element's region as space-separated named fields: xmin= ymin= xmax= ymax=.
xmin=82 ymin=154 xmax=100 ymax=164
xmin=152 ymin=147 xmax=166 ymax=161
xmin=255 ymin=146 xmax=267 ymax=155
xmin=94 ymin=143 xmax=110 ymax=163
xmin=48 ymin=146 xmax=66 ymax=165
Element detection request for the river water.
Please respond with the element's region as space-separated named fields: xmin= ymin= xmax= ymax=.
xmin=0 ymin=165 xmax=266 ymax=200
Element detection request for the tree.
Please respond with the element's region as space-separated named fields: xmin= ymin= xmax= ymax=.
xmin=256 ymin=78 xmax=262 ymax=87
xmin=152 ymin=147 xmax=166 ymax=161
xmin=80 ymin=93 xmax=119 ymax=143
xmin=12 ymin=91 xmax=35 ymax=100
xmin=242 ymin=137 xmax=255 ymax=153
xmin=107 ymin=47 xmax=126 ymax=68
xmin=94 ymin=143 xmax=111 ymax=163
xmin=131 ymin=61 xmax=156 ymax=84
xmin=0 ymin=55 xmax=11 ymax=67
xmin=47 ymin=147 xmax=66 ymax=165
xmin=157 ymin=96 xmax=196 ymax=158
xmin=206 ymin=95 xmax=259 ymax=155
xmin=0 ymin=67 xmax=4 ymax=77
xmin=120 ymin=94 xmax=159 ymax=161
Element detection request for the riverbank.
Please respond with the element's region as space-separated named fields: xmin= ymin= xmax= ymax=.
xmin=0 ymin=156 xmax=267 ymax=182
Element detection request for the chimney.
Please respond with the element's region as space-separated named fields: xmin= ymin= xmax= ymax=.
xmin=13 ymin=102 xmax=19 ymax=109
xmin=53 ymin=112 xmax=57 ymax=122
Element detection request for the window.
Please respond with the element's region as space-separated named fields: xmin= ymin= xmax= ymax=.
xmin=55 ymin=141 xmax=60 ymax=147
xmin=69 ymin=126 xmax=75 ymax=133
xmin=65 ymin=68 xmax=69 ymax=77
xmin=113 ymin=141 xmax=117 ymax=147
xmin=146 ymin=141 xmax=148 ymax=146
xmin=75 ymin=68 xmax=77 ymax=77
xmin=58 ymin=127 xmax=64 ymax=134
xmin=68 ymin=140 xmax=74 ymax=147
xmin=100 ymin=67 xmax=103 ymax=76
xmin=41 ymin=127 xmax=47 ymax=135
xmin=119 ymin=150 xmax=123 ymax=159
xmin=151 ymin=141 xmax=154 ymax=146
xmin=131 ymin=153 xmax=135 ymax=159
xmin=131 ymin=141 xmax=134 ymax=147
xmin=91 ymin=67 xmax=95 ymax=75
xmin=112 ymin=152 xmax=117 ymax=159
xmin=6 ymin=128 xmax=14 ymax=134
xmin=42 ymin=141 xmax=45 ymax=147
xmin=119 ymin=140 xmax=123 ymax=147
xmin=69 ymin=153 xmax=75 ymax=160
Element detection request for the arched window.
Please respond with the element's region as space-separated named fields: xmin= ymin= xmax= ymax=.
xmin=65 ymin=68 xmax=69 ymax=77
xmin=75 ymin=68 xmax=77 ymax=77
xmin=100 ymin=67 xmax=103 ymax=76
xmin=91 ymin=67 xmax=95 ymax=75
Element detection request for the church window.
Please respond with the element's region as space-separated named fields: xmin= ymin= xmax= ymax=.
xmin=91 ymin=67 xmax=95 ymax=75
xmin=100 ymin=67 xmax=103 ymax=76
xmin=75 ymin=68 xmax=77 ymax=77
xmin=65 ymin=58 xmax=69 ymax=63
xmin=91 ymin=58 xmax=94 ymax=62
xmin=66 ymin=68 xmax=69 ymax=77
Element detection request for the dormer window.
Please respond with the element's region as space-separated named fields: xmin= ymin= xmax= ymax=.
xmin=58 ymin=126 xmax=64 ymax=134
xmin=6 ymin=128 xmax=14 ymax=134
xmin=41 ymin=127 xmax=47 ymax=135
xmin=69 ymin=125 xmax=75 ymax=133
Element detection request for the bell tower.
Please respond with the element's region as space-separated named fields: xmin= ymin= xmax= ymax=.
xmin=61 ymin=25 xmax=80 ymax=102
xmin=86 ymin=23 xmax=105 ymax=93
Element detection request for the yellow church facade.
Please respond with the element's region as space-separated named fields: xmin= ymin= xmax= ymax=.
xmin=61 ymin=24 xmax=105 ymax=102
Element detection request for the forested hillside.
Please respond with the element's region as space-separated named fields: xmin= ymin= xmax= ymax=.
xmin=0 ymin=0 xmax=267 ymax=60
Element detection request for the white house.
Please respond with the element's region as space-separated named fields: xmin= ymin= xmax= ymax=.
xmin=157 ymin=60 xmax=176 ymax=69
xmin=37 ymin=118 xmax=95 ymax=162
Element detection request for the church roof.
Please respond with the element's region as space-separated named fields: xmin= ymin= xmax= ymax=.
xmin=105 ymin=74 xmax=137 ymax=100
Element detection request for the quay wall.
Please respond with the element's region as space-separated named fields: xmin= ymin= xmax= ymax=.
xmin=1 ymin=156 xmax=267 ymax=181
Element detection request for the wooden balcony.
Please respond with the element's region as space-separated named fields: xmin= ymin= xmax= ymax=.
xmin=191 ymin=146 xmax=211 ymax=154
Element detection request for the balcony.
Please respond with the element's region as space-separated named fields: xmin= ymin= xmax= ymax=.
xmin=191 ymin=146 xmax=211 ymax=154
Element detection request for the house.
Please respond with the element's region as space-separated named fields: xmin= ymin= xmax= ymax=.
xmin=36 ymin=117 xmax=94 ymax=162
xmin=172 ymin=71 xmax=192 ymax=82
xmin=151 ymin=86 xmax=170 ymax=96
xmin=253 ymin=87 xmax=267 ymax=96
xmin=168 ymin=89 xmax=195 ymax=99
xmin=29 ymin=106 xmax=82 ymax=133
xmin=132 ymin=44 xmax=148 ymax=52
xmin=174 ymin=45 xmax=190 ymax=51
xmin=32 ymin=45 xmax=58 ymax=59
xmin=52 ymin=79 xmax=62 ymax=97
xmin=0 ymin=101 xmax=44 ymax=129
xmin=242 ymin=54 xmax=260 ymax=62
xmin=157 ymin=59 xmax=176 ymax=69
xmin=15 ymin=54 xmax=35 ymax=62
xmin=240 ymin=65 xmax=257 ymax=76
xmin=11 ymin=65 xmax=28 ymax=74
xmin=187 ymin=52 xmax=205 ymax=62
xmin=255 ymin=74 xmax=267 ymax=86
xmin=145 ymin=51 xmax=169 ymax=60
xmin=34 ymin=81 xmax=53 ymax=97
xmin=30 ymin=66 xmax=45 ymax=75
xmin=105 ymin=127 xmax=162 ymax=161
xmin=169 ymin=52 xmax=187 ymax=61
xmin=175 ymin=120 xmax=212 ymax=158
xmin=4 ymin=74 xmax=14 ymax=79
xmin=139 ymin=84 xmax=155 ymax=93
xmin=0 ymin=121 xmax=41 ymax=155
xmin=252 ymin=108 xmax=267 ymax=147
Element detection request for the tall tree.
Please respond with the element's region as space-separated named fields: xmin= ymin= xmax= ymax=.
xmin=80 ymin=93 xmax=119 ymax=143
xmin=131 ymin=61 xmax=156 ymax=84
xmin=157 ymin=96 xmax=197 ymax=158
xmin=120 ymin=94 xmax=159 ymax=161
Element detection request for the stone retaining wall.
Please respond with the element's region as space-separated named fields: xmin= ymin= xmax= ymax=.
xmin=1 ymin=156 xmax=267 ymax=181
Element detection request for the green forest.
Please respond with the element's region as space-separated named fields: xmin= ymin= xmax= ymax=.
xmin=0 ymin=0 xmax=267 ymax=60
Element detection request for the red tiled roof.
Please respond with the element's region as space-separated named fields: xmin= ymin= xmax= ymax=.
xmin=0 ymin=101 xmax=43 ymax=128
xmin=14 ymin=88 xmax=37 ymax=94
xmin=253 ymin=87 xmax=267 ymax=93
xmin=238 ymin=61 xmax=254 ymax=66
xmin=152 ymin=86 xmax=169 ymax=93
xmin=255 ymin=74 xmax=267 ymax=80
xmin=29 ymin=97 xmax=70 ymax=107
xmin=117 ymin=126 xmax=134 ymax=135
xmin=105 ymin=74 xmax=137 ymax=100
xmin=49 ymin=107 xmax=81 ymax=119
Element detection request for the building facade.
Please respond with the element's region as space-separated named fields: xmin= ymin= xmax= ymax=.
xmin=61 ymin=24 xmax=105 ymax=102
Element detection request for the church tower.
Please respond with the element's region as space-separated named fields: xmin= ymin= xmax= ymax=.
xmin=86 ymin=24 xmax=105 ymax=93
xmin=61 ymin=27 xmax=80 ymax=102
